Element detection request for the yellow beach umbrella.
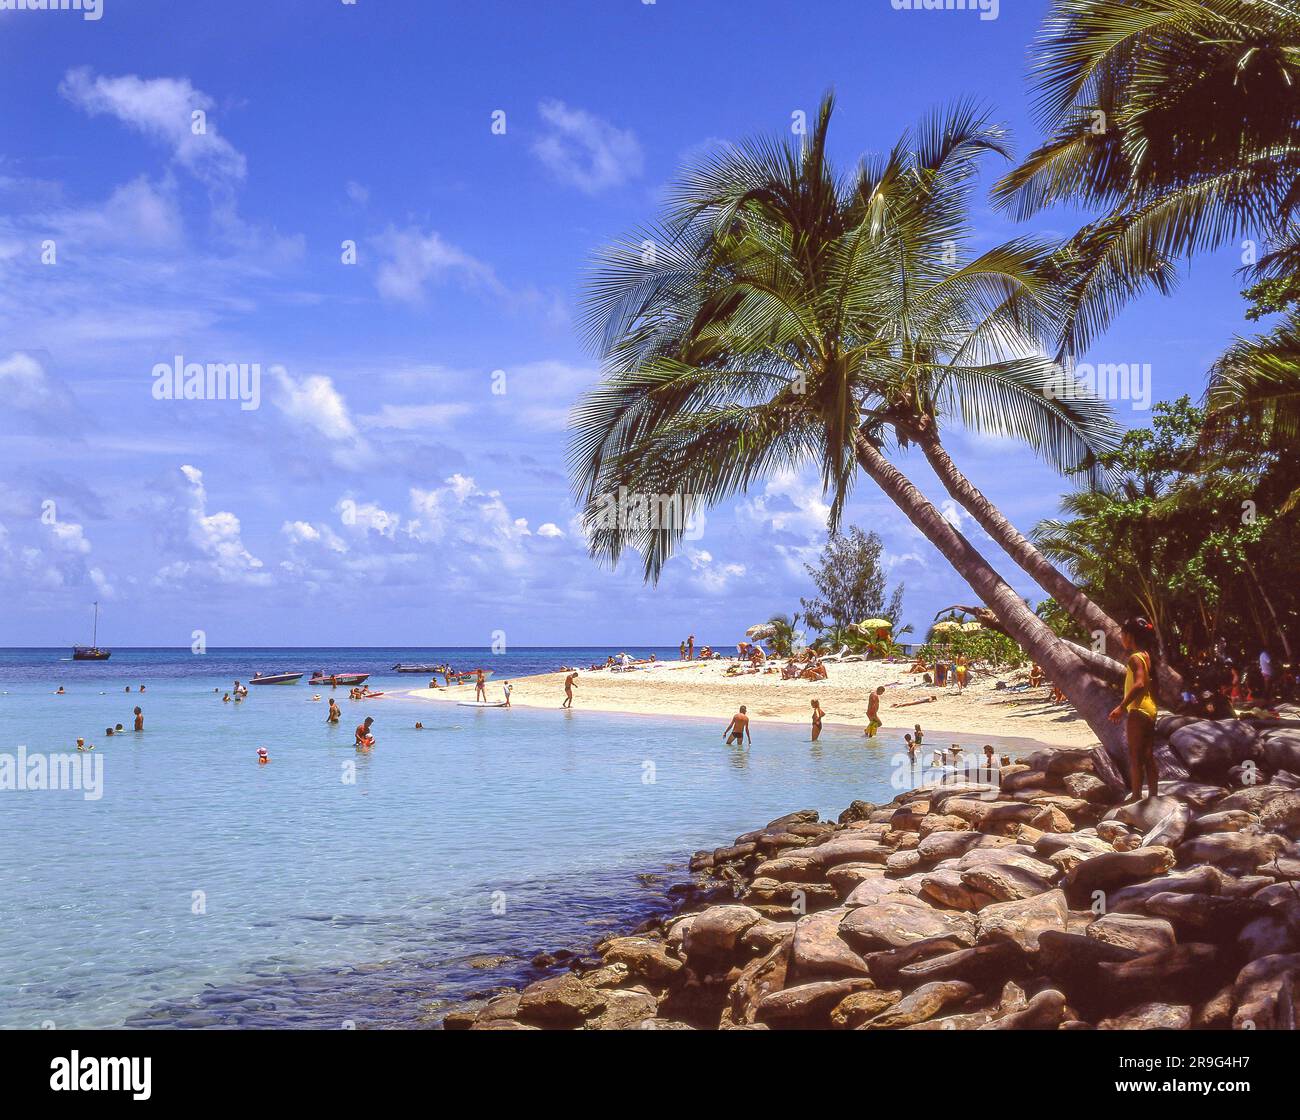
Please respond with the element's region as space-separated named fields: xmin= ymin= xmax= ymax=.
xmin=857 ymin=618 xmax=892 ymax=631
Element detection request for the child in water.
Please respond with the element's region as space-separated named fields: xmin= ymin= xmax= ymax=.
xmin=257 ymin=747 xmax=270 ymax=765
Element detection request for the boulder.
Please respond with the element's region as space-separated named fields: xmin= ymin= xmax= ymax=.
xmin=599 ymin=937 xmax=684 ymax=983
xmin=1232 ymin=952 xmax=1300 ymax=1030
xmin=839 ymin=892 xmax=975 ymax=951
xmin=517 ymin=973 xmax=608 ymax=1026
xmin=1062 ymin=772 xmax=1110 ymax=802
xmin=1086 ymin=913 xmax=1176 ymax=956
xmin=1175 ymin=832 xmax=1287 ymax=875
xmin=844 ymin=877 xmax=908 ymax=908
xmin=858 ymin=980 xmax=975 ymax=1029
xmin=1169 ymin=721 xmax=1240 ymax=776
xmin=1045 ymin=749 xmax=1098 ymax=778
xmin=826 ymin=863 xmax=889 ymax=897
xmin=976 ymin=890 xmax=1068 ymax=952
xmin=837 ymin=800 xmax=876 ymax=825
xmin=1143 ymin=891 xmax=1270 ymax=938
xmin=1103 ymin=795 xmax=1184 ymax=832
xmin=1192 ymin=809 xmax=1258 ymax=835
xmin=885 ymin=849 xmax=923 ymax=875
xmin=787 ymin=909 xmax=871 ymax=982
xmin=754 ymin=977 xmax=875 ymax=1027
xmin=978 ymin=988 xmax=1066 ymax=1030
xmin=681 ymin=904 xmax=763 ymax=960
xmin=916 ymin=830 xmax=1014 ymax=863
xmin=1140 ymin=802 xmax=1193 ymax=849
xmin=586 ymin=988 xmax=659 ymax=1030
xmin=1259 ymin=791 xmax=1300 ymax=838
xmin=829 ymin=989 xmax=903 ymax=1029
xmin=751 ymin=853 xmax=822 ymax=882
xmin=1106 ymin=864 xmax=1230 ymax=912
xmin=1261 ymin=731 xmax=1300 ymax=775
xmin=961 ymin=852 xmax=1059 ymax=902
xmin=1217 ymin=783 xmax=1296 ymax=815
xmin=920 ymin=868 xmax=996 ymax=912
xmin=1062 ymin=846 xmax=1176 ymax=907
xmin=863 ymin=934 xmax=978 ymax=988
xmin=1096 ymin=942 xmax=1220 ymax=1005
xmin=896 ymin=941 xmax=1022 ymax=985
xmin=1097 ymin=1001 xmax=1191 ymax=1030
xmin=809 ymin=833 xmax=895 ymax=869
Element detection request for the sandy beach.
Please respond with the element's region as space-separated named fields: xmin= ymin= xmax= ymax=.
xmin=406 ymin=658 xmax=1096 ymax=749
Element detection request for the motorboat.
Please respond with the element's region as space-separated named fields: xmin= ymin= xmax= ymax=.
xmin=249 ymin=672 xmax=304 ymax=685
xmin=310 ymin=672 xmax=370 ymax=687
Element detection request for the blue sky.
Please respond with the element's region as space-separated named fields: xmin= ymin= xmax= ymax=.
xmin=0 ymin=0 xmax=1253 ymax=647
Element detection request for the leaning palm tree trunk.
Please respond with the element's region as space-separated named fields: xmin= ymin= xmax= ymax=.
xmin=914 ymin=424 xmax=1190 ymax=702
xmin=853 ymin=429 xmax=1126 ymax=755
xmin=913 ymin=424 xmax=1124 ymax=650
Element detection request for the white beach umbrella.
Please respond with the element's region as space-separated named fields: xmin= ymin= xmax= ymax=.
xmin=746 ymin=623 xmax=777 ymax=640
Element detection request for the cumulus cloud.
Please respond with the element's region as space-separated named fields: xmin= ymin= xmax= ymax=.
xmin=156 ymin=464 xmax=268 ymax=586
xmin=532 ymin=100 xmax=643 ymax=194
xmin=59 ymin=68 xmax=247 ymax=188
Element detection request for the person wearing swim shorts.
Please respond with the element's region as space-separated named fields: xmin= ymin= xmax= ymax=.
xmin=724 ymin=706 xmax=751 ymax=748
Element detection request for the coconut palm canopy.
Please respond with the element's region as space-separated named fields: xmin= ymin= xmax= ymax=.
xmin=571 ymin=94 xmax=1122 ymax=584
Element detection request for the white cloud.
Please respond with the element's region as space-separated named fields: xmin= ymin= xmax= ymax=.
xmin=372 ymin=226 xmax=501 ymax=304
xmin=272 ymin=366 xmax=358 ymax=443
xmin=537 ymin=522 xmax=564 ymax=538
xmin=59 ymin=68 xmax=247 ymax=188
xmin=158 ymin=464 xmax=268 ymax=586
xmin=358 ymin=402 xmax=472 ymax=430
xmin=532 ymin=100 xmax=644 ymax=194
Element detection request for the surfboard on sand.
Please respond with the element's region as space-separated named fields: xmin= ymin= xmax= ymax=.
xmin=457 ymin=700 xmax=508 ymax=708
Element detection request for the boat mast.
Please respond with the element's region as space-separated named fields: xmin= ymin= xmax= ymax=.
xmin=92 ymin=601 xmax=99 ymax=648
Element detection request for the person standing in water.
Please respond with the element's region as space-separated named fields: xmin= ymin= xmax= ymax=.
xmin=1109 ymin=617 xmax=1160 ymax=802
xmin=562 ymin=672 xmax=578 ymax=708
xmin=865 ymin=686 xmax=884 ymax=737
xmin=475 ymin=669 xmax=487 ymax=703
xmin=724 ymin=706 xmax=750 ymax=748
xmin=326 ymin=698 xmax=341 ymax=724
xmin=355 ymin=716 xmax=375 ymax=749
xmin=810 ymin=699 xmax=824 ymax=742
xmin=133 ymin=706 xmax=144 ymax=731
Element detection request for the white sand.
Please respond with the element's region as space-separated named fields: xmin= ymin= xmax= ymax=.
xmin=404 ymin=657 xmax=1096 ymax=749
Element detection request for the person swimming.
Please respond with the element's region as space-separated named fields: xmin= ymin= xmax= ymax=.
xmin=55 ymin=686 xmax=65 ymax=695
xmin=114 ymin=723 xmax=125 ymax=733
xmin=105 ymin=727 xmax=114 ymax=737
xmin=257 ymin=747 xmax=270 ymax=765
xmin=76 ymin=737 xmax=92 ymax=752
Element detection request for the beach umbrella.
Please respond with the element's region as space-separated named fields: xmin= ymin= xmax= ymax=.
xmin=746 ymin=623 xmax=776 ymax=640
xmin=857 ymin=618 xmax=892 ymax=631
xmin=931 ymin=620 xmax=962 ymax=633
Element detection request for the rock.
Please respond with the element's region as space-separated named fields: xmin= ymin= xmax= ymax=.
xmin=587 ymin=988 xmax=659 ymax=1030
xmin=1261 ymin=731 xmax=1300 ymax=775
xmin=441 ymin=1007 xmax=478 ymax=1030
xmin=808 ymin=833 xmax=894 ymax=869
xmin=470 ymin=1018 xmax=540 ymax=1030
xmin=1087 ymin=913 xmax=1176 ymax=956
xmin=839 ymin=893 xmax=975 ymax=952
xmin=1097 ymin=1001 xmax=1191 ymax=1030
xmin=896 ymin=941 xmax=1022 ymax=985
xmin=858 ymin=980 xmax=976 ymax=1029
xmin=788 ymin=909 xmax=871 ymax=982
xmin=916 ymin=830 xmax=1014 ymax=863
xmin=979 ymin=988 xmax=1066 ymax=1030
xmin=1063 ymin=772 xmax=1110 ymax=802
xmin=754 ymin=977 xmax=875 ymax=1027
xmin=920 ymin=868 xmax=996 ymax=911
xmin=1002 ymin=768 xmax=1051 ymax=793
xmin=837 ymin=800 xmax=876 ymax=824
xmin=1104 ymin=795 xmax=1184 ymax=831
xmin=722 ymin=938 xmax=791 ymax=1026
xmin=1096 ymin=943 xmax=1220 ymax=1006
xmin=1062 ymin=846 xmax=1176 ymax=907
xmin=1160 ymin=781 xmax=1229 ymax=810
xmin=863 ymin=933 xmax=978 ymax=988
xmin=1259 ymin=792 xmax=1300 ymax=838
xmin=961 ymin=853 xmax=1058 ymax=902
xmin=976 ymin=889 xmax=1068 ymax=952
xmin=681 ymin=905 xmax=764 ymax=960
xmin=1045 ymin=748 xmax=1098 ymax=778
xmin=1106 ymin=865 xmax=1230 ymax=912
xmin=600 ymin=937 xmax=684 ymax=983
xmin=1143 ymin=891 xmax=1270 ymax=938
xmin=741 ymin=918 xmax=795 ymax=955
xmin=752 ymin=854 xmax=822 ymax=882
xmin=1193 ymin=809 xmax=1258 ymax=834
xmin=826 ymin=863 xmax=888 ymax=897
xmin=1193 ymin=984 xmax=1234 ymax=1029
xmin=1153 ymin=744 xmax=1192 ymax=781
xmin=1175 ymin=832 xmax=1287 ymax=875
xmin=1169 ymin=721 xmax=1240 ymax=776
xmin=1034 ymin=831 xmax=1114 ymax=857
xmin=1238 ymin=905 xmax=1300 ymax=958
xmin=1140 ymin=802 xmax=1193 ymax=849
xmin=476 ymin=992 xmax=522 ymax=1021
xmin=844 ymin=877 xmax=908 ymax=908
xmin=517 ymin=973 xmax=607 ymax=1026
xmin=979 ymin=802 xmax=1054 ymax=834
xmin=885 ymin=850 xmax=923 ymax=874
xmin=1232 ymin=952 xmax=1300 ymax=1030
xmin=829 ymin=988 xmax=903 ymax=1028
xmin=1217 ymin=783 xmax=1295 ymax=815
xmin=1157 ymin=714 xmax=1200 ymax=738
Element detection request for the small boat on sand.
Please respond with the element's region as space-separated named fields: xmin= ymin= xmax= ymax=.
xmin=250 ymin=672 xmax=304 ymax=686
xmin=457 ymin=700 xmax=507 ymax=708
xmin=310 ymin=672 xmax=369 ymax=687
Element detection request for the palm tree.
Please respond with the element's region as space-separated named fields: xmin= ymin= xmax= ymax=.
xmin=766 ymin=613 xmax=803 ymax=658
xmin=570 ymin=96 xmax=1131 ymax=750
xmin=993 ymin=0 xmax=1300 ymax=354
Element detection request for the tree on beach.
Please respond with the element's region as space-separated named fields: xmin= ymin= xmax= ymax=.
xmin=570 ymin=95 xmax=1135 ymax=751
xmin=799 ymin=526 xmax=903 ymax=635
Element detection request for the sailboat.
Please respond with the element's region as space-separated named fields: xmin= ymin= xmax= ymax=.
xmin=72 ymin=601 xmax=111 ymax=661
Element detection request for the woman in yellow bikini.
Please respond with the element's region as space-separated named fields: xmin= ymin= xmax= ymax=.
xmin=1108 ymin=617 xmax=1159 ymax=801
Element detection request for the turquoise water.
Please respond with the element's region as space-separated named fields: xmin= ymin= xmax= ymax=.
xmin=0 ymin=648 xmax=1036 ymax=1029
